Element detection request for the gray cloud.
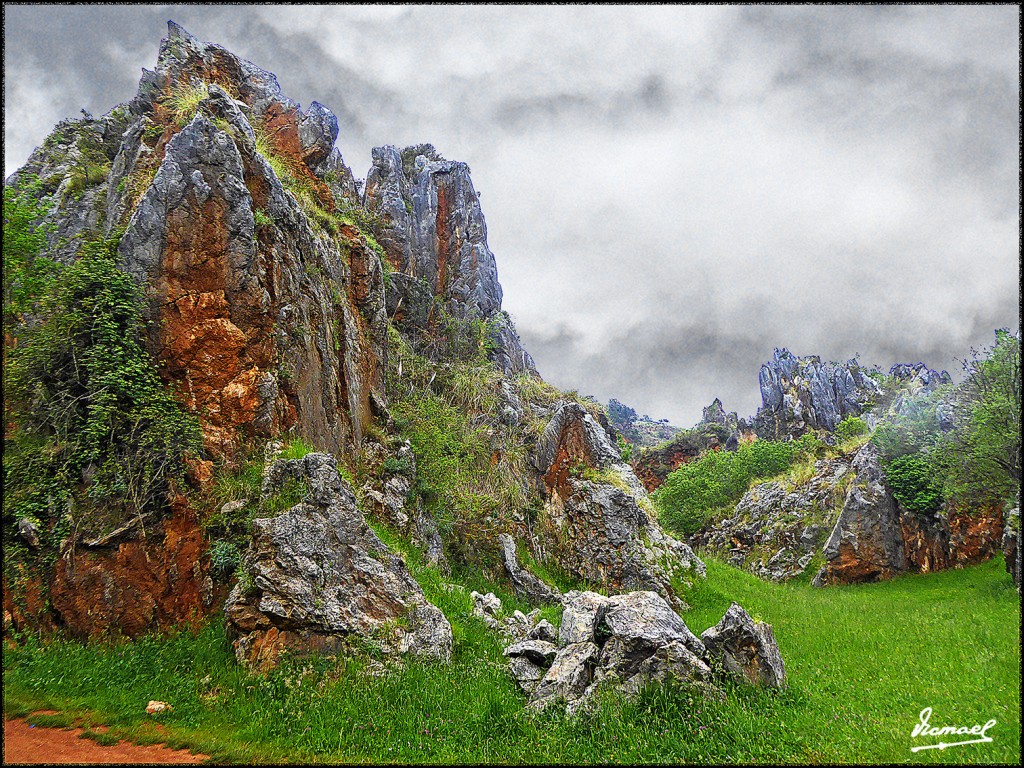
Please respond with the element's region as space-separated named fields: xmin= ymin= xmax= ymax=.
xmin=4 ymin=5 xmax=1019 ymax=426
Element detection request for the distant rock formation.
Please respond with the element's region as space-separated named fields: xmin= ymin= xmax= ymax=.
xmin=696 ymin=443 xmax=1005 ymax=586
xmin=754 ymin=348 xmax=882 ymax=441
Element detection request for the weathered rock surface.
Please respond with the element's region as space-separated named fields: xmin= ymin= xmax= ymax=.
xmin=363 ymin=143 xmax=536 ymax=375
xmin=695 ymin=456 xmax=854 ymax=582
xmin=700 ymin=603 xmax=786 ymax=688
xmin=225 ymin=453 xmax=452 ymax=670
xmin=529 ymin=402 xmax=704 ymax=607
xmin=755 ymin=348 xmax=882 ymax=441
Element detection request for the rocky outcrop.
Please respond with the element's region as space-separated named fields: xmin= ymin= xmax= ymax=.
xmin=363 ymin=144 xmax=535 ymax=375
xmin=695 ymin=455 xmax=854 ymax=582
xmin=225 ymin=453 xmax=452 ymax=670
xmin=700 ymin=603 xmax=786 ymax=688
xmin=694 ymin=443 xmax=1004 ymax=586
xmin=812 ymin=444 xmax=1003 ymax=586
xmin=755 ymin=348 xmax=882 ymax=441
xmin=888 ymin=363 xmax=951 ymax=395
xmin=529 ymin=402 xmax=704 ymax=607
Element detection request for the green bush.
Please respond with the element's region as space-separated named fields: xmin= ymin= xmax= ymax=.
xmin=3 ymin=178 xmax=57 ymax=325
xmin=654 ymin=435 xmax=819 ymax=537
xmin=209 ymin=540 xmax=242 ymax=579
xmin=884 ymin=453 xmax=942 ymax=514
xmin=834 ymin=416 xmax=869 ymax=442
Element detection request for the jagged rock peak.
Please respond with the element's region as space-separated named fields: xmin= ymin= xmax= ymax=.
xmin=755 ymin=348 xmax=881 ymax=440
xmin=363 ymin=142 xmax=537 ymax=375
xmin=888 ymin=363 xmax=951 ymax=394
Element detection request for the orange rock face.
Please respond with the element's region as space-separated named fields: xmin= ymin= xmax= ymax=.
xmin=45 ymin=497 xmax=218 ymax=639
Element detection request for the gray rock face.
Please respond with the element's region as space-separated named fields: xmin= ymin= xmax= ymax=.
xmin=700 ymin=603 xmax=786 ymax=688
xmin=511 ymin=589 xmax=724 ymax=714
xmin=755 ymin=348 xmax=882 ymax=440
xmin=363 ymin=144 xmax=536 ymax=375
xmin=532 ymin=402 xmax=704 ymax=607
xmin=224 ymin=452 xmax=452 ymax=670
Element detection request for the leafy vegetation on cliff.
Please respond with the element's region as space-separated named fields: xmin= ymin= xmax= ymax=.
xmin=4 ymin=556 xmax=1018 ymax=764
xmin=654 ymin=434 xmax=822 ymax=537
xmin=3 ymin=184 xmax=200 ymax=550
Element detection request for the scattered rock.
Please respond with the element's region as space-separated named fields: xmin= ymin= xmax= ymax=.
xmin=513 ymin=589 xmax=731 ymax=715
xmin=146 ymin=701 xmax=173 ymax=715
xmin=16 ymin=519 xmax=41 ymax=549
xmin=700 ymin=603 xmax=786 ymax=688
xmin=528 ymin=642 xmax=599 ymax=712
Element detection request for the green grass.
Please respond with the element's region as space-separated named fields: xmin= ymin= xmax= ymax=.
xmin=4 ymin=557 xmax=1019 ymax=764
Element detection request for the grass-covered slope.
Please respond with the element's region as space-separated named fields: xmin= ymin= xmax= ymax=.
xmin=5 ymin=553 xmax=1018 ymax=764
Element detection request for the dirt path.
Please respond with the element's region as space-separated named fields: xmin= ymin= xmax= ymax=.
xmin=2 ymin=716 xmax=209 ymax=765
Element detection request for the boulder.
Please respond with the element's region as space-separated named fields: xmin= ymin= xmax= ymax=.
xmin=527 ymin=642 xmax=599 ymax=711
xmin=224 ymin=453 xmax=452 ymax=670
xmin=504 ymin=639 xmax=558 ymax=667
xmin=558 ymin=590 xmax=610 ymax=646
xmin=514 ymin=589 xmax=727 ymax=715
xmin=700 ymin=603 xmax=786 ymax=688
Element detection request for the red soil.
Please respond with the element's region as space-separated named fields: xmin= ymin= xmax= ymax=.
xmin=2 ymin=715 xmax=208 ymax=765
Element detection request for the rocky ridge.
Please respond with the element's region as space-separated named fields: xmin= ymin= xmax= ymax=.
xmin=3 ymin=22 xmax=707 ymax=672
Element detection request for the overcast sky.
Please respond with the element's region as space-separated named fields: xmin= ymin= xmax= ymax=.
xmin=4 ymin=5 xmax=1020 ymax=425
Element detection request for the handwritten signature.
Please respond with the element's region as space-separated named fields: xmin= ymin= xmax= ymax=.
xmin=910 ymin=707 xmax=996 ymax=752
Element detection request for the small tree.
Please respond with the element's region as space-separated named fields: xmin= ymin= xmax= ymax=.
xmin=933 ymin=330 xmax=1021 ymax=504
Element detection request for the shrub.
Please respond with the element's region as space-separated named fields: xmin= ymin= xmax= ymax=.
xmin=3 ymin=178 xmax=57 ymax=325
xmin=654 ymin=435 xmax=819 ymax=537
xmin=3 ymin=234 xmax=202 ymax=534
xmin=885 ymin=454 xmax=942 ymax=514
xmin=835 ymin=416 xmax=869 ymax=442
xmin=209 ymin=540 xmax=242 ymax=579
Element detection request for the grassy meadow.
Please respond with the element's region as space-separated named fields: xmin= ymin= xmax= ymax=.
xmin=3 ymin=542 xmax=1019 ymax=765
